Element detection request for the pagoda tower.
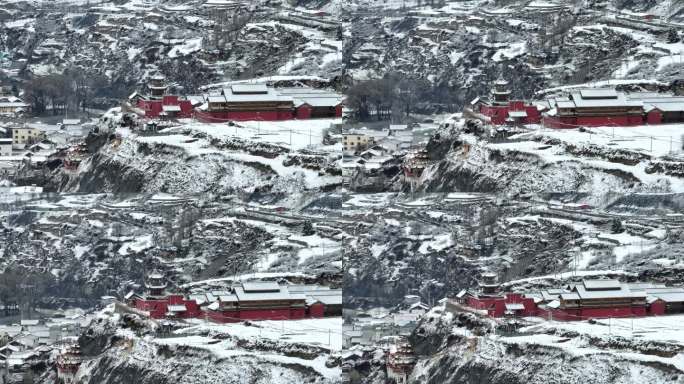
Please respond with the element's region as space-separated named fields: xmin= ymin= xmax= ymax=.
xmin=491 ymin=76 xmax=511 ymax=106
xmin=479 ymin=272 xmax=500 ymax=296
xmin=145 ymin=270 xmax=167 ymax=298
xmin=56 ymin=343 xmax=81 ymax=384
xmin=147 ymin=74 xmax=168 ymax=100
xmin=386 ymin=339 xmax=416 ymax=384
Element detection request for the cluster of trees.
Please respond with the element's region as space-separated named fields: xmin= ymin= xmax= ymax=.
xmin=0 ymin=267 xmax=55 ymax=318
xmin=23 ymin=66 xmax=109 ymax=116
xmin=345 ymin=73 xmax=461 ymax=122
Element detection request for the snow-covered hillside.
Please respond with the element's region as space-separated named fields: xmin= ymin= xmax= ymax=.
xmin=50 ymin=116 xmax=342 ymax=195
xmin=413 ymin=115 xmax=684 ymax=198
xmin=408 ymin=305 xmax=684 ymax=384
xmin=343 ymin=0 xmax=684 ymax=111
xmin=1 ymin=0 xmax=343 ymax=105
xmin=44 ymin=305 xmax=342 ymax=384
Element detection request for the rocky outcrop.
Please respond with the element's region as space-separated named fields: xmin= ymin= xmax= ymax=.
xmin=50 ymin=133 xmax=340 ymax=195
xmin=408 ymin=312 xmax=684 ymax=384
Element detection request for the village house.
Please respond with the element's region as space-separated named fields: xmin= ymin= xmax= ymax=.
xmin=10 ymin=127 xmax=43 ymax=149
xmin=342 ymin=130 xmax=372 ymax=153
xmin=0 ymin=96 xmax=30 ymax=115
xmin=0 ymin=138 xmax=11 ymax=156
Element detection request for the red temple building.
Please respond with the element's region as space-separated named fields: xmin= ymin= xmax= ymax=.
xmin=386 ymin=338 xmax=416 ymax=384
xmin=452 ymin=275 xmax=684 ymax=321
xmin=206 ymin=281 xmax=307 ymax=322
xmin=56 ymin=343 xmax=81 ymax=384
xmin=127 ymin=272 xmax=340 ymax=322
xmin=126 ymin=76 xmax=344 ymax=122
xmin=472 ymin=77 xmax=543 ymax=125
xmin=194 ymin=84 xmax=344 ymax=122
xmin=542 ymin=89 xmax=644 ymax=128
xmin=402 ymin=149 xmax=430 ymax=178
xmin=469 ymin=78 xmax=684 ymax=128
xmin=130 ymin=271 xmax=202 ymax=319
xmin=540 ymin=89 xmax=684 ymax=128
xmin=129 ymin=75 xmax=194 ymax=119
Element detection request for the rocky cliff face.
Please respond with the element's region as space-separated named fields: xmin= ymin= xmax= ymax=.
xmin=49 ymin=131 xmax=341 ymax=196
xmin=415 ymin=121 xmax=684 ymax=199
xmin=40 ymin=311 xmax=341 ymax=384
xmin=407 ymin=309 xmax=684 ymax=384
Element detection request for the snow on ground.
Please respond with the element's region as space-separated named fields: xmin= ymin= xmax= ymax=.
xmin=176 ymin=119 xmax=342 ymax=151
xmin=504 ymin=270 xmax=635 ymax=286
xmin=131 ymin=132 xmax=340 ymax=189
xmin=199 ymin=213 xmax=341 ymax=270
xmin=168 ymin=37 xmax=203 ymax=58
xmin=342 ymin=193 xmax=397 ymax=209
xmin=151 ymin=317 xmax=343 ymax=380
xmin=176 ymin=317 xmax=343 ymax=351
xmin=536 ymin=124 xmax=684 ymax=158
xmin=290 ymin=234 xmax=341 ymax=265
xmin=181 ymin=271 xmax=315 ymax=288
xmin=496 ymin=332 xmax=684 ymax=373
xmin=597 ymin=231 xmax=660 ymax=262
xmin=537 ymin=79 xmax=668 ymax=95
xmin=118 ymin=234 xmax=154 ymax=255
xmin=154 ymin=334 xmax=339 ymax=381
xmin=492 ymin=41 xmax=527 ymax=62
xmin=490 ymin=129 xmax=684 ymax=194
xmin=522 ymin=314 xmax=684 ymax=346
xmin=418 ymin=233 xmax=454 ymax=254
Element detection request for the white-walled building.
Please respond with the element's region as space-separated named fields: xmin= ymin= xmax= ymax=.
xmin=0 ymin=138 xmax=11 ymax=156
xmin=11 ymin=127 xmax=42 ymax=149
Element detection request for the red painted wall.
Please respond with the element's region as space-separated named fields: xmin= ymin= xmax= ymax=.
xmin=296 ymin=104 xmax=312 ymax=119
xmin=478 ymin=102 xmax=542 ymax=125
xmin=465 ymin=292 xmax=657 ymax=321
xmin=649 ymin=300 xmax=666 ymax=315
xmin=194 ymin=103 xmax=340 ymax=123
xmin=135 ymin=299 xmax=168 ymax=319
xmin=539 ymin=306 xmax=648 ymax=321
xmin=162 ymin=96 xmax=178 ymax=105
xmin=136 ymin=99 xmax=193 ymax=118
xmin=206 ymin=310 xmax=240 ymax=323
xmin=239 ymin=308 xmax=292 ymax=321
xmin=647 ymin=110 xmax=663 ymax=125
xmin=134 ymin=297 xmax=202 ymax=319
xmin=576 ymin=116 xmax=642 ymax=127
xmin=308 ymin=303 xmax=325 ymax=318
xmin=291 ymin=308 xmax=306 ymax=319
xmin=135 ymin=296 xmax=329 ymax=322
xmin=197 ymin=110 xmax=294 ymax=122
xmin=543 ymin=115 xmax=647 ymax=129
